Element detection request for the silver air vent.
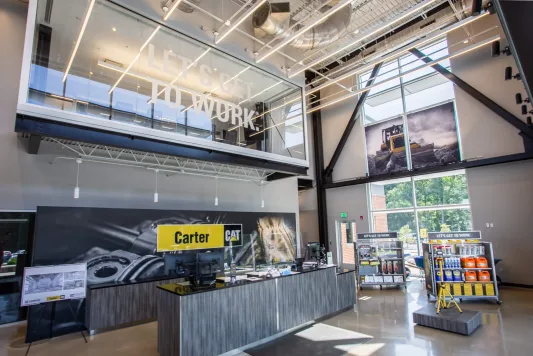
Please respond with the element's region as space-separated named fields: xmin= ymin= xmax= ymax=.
xmin=252 ymin=1 xmax=353 ymax=50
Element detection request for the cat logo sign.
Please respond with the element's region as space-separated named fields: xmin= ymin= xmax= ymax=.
xmin=225 ymin=228 xmax=241 ymax=244
xmin=157 ymin=224 xmax=243 ymax=251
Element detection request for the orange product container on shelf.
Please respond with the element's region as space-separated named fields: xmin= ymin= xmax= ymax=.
xmin=478 ymin=271 xmax=491 ymax=282
xmin=464 ymin=270 xmax=477 ymax=282
xmin=475 ymin=257 xmax=488 ymax=268
xmin=461 ymin=257 xmax=476 ymax=268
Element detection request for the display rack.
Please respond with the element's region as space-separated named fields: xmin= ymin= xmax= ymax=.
xmin=355 ymin=232 xmax=406 ymax=290
xmin=422 ymin=231 xmax=501 ymax=304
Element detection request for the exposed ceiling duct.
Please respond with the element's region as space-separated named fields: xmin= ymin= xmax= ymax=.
xmin=162 ymin=0 xmax=203 ymax=14
xmin=252 ymin=1 xmax=353 ymax=50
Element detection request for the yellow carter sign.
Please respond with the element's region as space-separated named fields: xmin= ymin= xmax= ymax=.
xmin=157 ymin=224 xmax=243 ymax=252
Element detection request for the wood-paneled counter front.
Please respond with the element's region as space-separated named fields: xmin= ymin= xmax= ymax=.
xmin=157 ymin=266 xmax=356 ymax=356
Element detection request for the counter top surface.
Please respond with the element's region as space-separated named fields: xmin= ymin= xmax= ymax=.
xmin=157 ymin=265 xmax=338 ymax=296
xmin=336 ymin=268 xmax=356 ymax=275
xmin=87 ymin=274 xmax=182 ymax=290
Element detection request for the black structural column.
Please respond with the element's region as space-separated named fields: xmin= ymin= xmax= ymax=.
xmin=323 ymin=63 xmax=383 ymax=181
xmin=409 ymin=48 xmax=533 ymax=150
xmin=311 ymin=91 xmax=329 ymax=248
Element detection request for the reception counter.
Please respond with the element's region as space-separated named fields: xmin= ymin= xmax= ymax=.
xmin=157 ymin=266 xmax=356 ymax=356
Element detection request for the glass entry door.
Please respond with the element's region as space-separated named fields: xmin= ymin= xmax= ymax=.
xmin=0 ymin=212 xmax=34 ymax=325
xmin=335 ymin=220 xmax=356 ymax=268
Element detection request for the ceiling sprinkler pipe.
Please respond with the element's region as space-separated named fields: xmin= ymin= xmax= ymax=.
xmin=252 ymin=1 xmax=353 ymax=50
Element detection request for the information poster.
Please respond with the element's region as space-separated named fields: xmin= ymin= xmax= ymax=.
xmin=21 ymin=263 xmax=87 ymax=306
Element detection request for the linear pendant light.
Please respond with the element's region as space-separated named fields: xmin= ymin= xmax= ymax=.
xmin=256 ymin=0 xmax=353 ymax=63
xmin=288 ymin=0 xmax=440 ymax=78
xmin=305 ymin=35 xmax=500 ymax=114
xmin=306 ymin=12 xmax=490 ymax=96
xmin=108 ymin=26 xmax=161 ymax=94
xmin=163 ymin=0 xmax=184 ymax=21
xmin=216 ymin=0 xmax=268 ymax=44
xmin=148 ymin=48 xmax=211 ymax=104
xmin=62 ymin=0 xmax=96 ymax=82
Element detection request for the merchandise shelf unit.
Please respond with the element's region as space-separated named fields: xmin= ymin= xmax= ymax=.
xmin=422 ymin=231 xmax=501 ymax=304
xmin=355 ymin=232 xmax=406 ymax=290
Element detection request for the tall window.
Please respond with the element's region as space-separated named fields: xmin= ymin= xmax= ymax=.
xmin=368 ymin=171 xmax=472 ymax=256
xmin=361 ymin=39 xmax=461 ymax=177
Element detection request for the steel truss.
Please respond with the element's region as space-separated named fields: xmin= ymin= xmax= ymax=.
xmin=46 ymin=137 xmax=274 ymax=183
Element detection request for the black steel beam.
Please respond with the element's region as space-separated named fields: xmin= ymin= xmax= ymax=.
xmin=297 ymin=178 xmax=314 ymax=191
xmin=324 ymin=63 xmax=383 ymax=180
xmin=15 ymin=114 xmax=307 ymax=176
xmin=311 ymin=92 xmax=329 ymax=248
xmin=27 ymin=134 xmax=42 ymax=155
xmin=409 ymin=48 xmax=533 ymax=141
xmin=324 ymin=152 xmax=533 ymax=189
xmin=266 ymin=172 xmax=295 ymax=181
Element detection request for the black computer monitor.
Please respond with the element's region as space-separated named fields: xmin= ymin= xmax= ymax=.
xmin=164 ymin=252 xmax=196 ymax=277
xmin=306 ymin=242 xmax=321 ymax=261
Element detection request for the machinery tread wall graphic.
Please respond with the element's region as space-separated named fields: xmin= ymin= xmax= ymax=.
xmin=27 ymin=207 xmax=296 ymax=342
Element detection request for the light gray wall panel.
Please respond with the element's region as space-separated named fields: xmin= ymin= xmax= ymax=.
xmin=466 ymin=161 xmax=533 ymax=285
xmin=179 ymin=280 xmax=277 ymax=356
xmin=277 ymin=267 xmax=337 ymax=331
xmin=336 ymin=272 xmax=356 ymax=310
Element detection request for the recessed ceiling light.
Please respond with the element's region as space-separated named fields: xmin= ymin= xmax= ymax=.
xmin=112 ymin=27 xmax=116 ymax=32
xmin=214 ymin=68 xmax=218 ymax=71
xmin=137 ymin=85 xmax=140 ymax=88
xmin=354 ymin=29 xmax=359 ymax=34
xmin=169 ymin=49 xmax=173 ymax=53
xmin=463 ymin=39 xmax=469 ymax=43
xmin=89 ymin=71 xmax=93 ymax=75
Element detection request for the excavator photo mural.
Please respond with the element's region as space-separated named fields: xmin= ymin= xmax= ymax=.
xmin=374 ymin=123 xmax=437 ymax=172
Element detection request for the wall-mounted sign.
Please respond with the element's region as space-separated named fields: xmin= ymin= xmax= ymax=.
xmin=420 ymin=228 xmax=428 ymax=239
xmin=157 ymin=224 xmax=243 ymax=252
xmin=427 ymin=231 xmax=482 ymax=240
xmin=21 ymin=263 xmax=87 ymax=306
xmin=357 ymin=232 xmax=398 ymax=240
xmin=340 ymin=212 xmax=348 ymax=219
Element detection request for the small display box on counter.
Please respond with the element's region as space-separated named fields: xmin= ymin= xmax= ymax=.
xmin=422 ymin=231 xmax=501 ymax=304
xmin=355 ymin=232 xmax=406 ymax=290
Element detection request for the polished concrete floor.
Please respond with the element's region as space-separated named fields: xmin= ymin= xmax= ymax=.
xmin=0 ymin=281 xmax=531 ymax=355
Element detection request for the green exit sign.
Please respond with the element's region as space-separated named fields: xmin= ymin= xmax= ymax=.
xmin=340 ymin=212 xmax=348 ymax=219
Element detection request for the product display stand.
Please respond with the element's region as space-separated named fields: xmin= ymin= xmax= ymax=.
xmin=355 ymin=232 xmax=406 ymax=290
xmin=25 ymin=301 xmax=87 ymax=355
xmin=422 ymin=231 xmax=501 ymax=304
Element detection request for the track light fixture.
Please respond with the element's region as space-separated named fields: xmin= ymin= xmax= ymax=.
xmin=154 ymin=169 xmax=159 ymax=203
xmin=260 ymin=180 xmax=265 ymax=208
xmin=516 ymin=93 xmax=530 ymax=105
xmin=471 ymin=0 xmax=483 ymax=16
xmin=214 ymin=176 xmax=219 ymax=206
xmin=74 ymin=158 xmax=82 ymax=199
xmin=521 ymin=105 xmax=533 ymax=116
xmin=491 ymin=41 xmax=511 ymax=57
xmin=505 ymin=67 xmax=521 ymax=81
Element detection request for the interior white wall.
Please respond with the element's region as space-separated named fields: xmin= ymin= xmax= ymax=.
xmin=448 ymin=13 xmax=526 ymax=159
xmin=466 ymin=161 xmax=533 ymax=285
xmin=0 ymin=0 xmax=300 ymax=231
xmin=320 ymin=78 xmax=367 ymax=182
xmin=325 ymin=185 xmax=369 ymax=265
